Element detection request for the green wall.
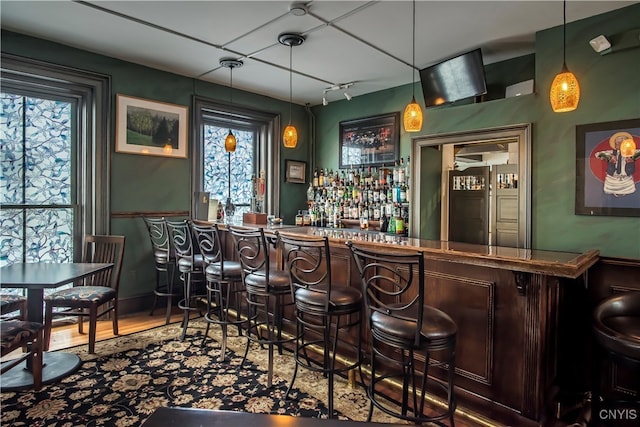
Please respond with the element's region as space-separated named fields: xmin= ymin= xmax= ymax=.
xmin=1 ymin=3 xmax=639 ymax=306
xmin=312 ymin=4 xmax=640 ymax=259
xmin=1 ymin=30 xmax=310 ymax=300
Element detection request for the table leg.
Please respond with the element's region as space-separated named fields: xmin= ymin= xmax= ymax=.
xmin=26 ymin=288 xmax=45 ymax=324
xmin=1 ymin=288 xmax=81 ymax=390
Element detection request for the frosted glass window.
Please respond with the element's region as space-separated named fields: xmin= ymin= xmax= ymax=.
xmin=203 ymin=125 xmax=255 ymax=218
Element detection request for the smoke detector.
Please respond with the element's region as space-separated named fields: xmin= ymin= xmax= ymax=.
xmin=289 ymin=2 xmax=308 ymax=16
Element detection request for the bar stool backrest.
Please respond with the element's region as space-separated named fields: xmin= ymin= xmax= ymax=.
xmin=191 ymin=221 xmax=225 ymax=268
xmin=143 ymin=217 xmax=174 ymax=264
xmin=229 ymin=226 xmax=271 ymax=280
xmin=166 ymin=219 xmax=196 ymax=267
xmin=280 ymin=234 xmax=332 ymax=310
xmin=347 ymin=242 xmax=424 ymax=347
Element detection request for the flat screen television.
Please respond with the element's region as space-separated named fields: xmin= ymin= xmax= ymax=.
xmin=419 ymin=48 xmax=487 ymax=107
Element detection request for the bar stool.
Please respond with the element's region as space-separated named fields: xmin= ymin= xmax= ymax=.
xmin=192 ymin=221 xmax=246 ymax=361
xmin=280 ymin=233 xmax=363 ymax=418
xmin=166 ymin=219 xmax=206 ymax=341
xmin=143 ymin=217 xmax=178 ymax=325
xmin=592 ymin=291 xmax=640 ymax=403
xmin=347 ymin=242 xmax=457 ymax=425
xmin=229 ymin=226 xmax=293 ymax=387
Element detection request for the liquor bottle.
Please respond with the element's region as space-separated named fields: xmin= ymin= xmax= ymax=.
xmin=392 ymin=161 xmax=399 ymax=185
xmin=400 ymin=183 xmax=407 ymax=203
xmin=387 ymin=211 xmax=396 ymax=234
xmin=380 ymin=210 xmax=389 ymax=232
xmin=307 ymin=183 xmax=314 ymax=202
xmin=398 ymin=157 xmax=406 ymax=184
xmin=313 ymin=168 xmax=319 ymax=187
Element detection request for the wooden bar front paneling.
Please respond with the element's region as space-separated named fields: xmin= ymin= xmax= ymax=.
xmin=216 ymin=223 xmax=599 ymax=426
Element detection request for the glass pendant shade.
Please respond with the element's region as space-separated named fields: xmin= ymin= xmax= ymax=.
xmin=224 ymin=130 xmax=237 ymax=152
xmin=620 ymin=138 xmax=637 ymax=157
xmin=403 ymin=96 xmax=423 ymax=132
xmin=550 ymin=64 xmax=580 ymax=112
xmin=283 ymin=124 xmax=298 ymax=148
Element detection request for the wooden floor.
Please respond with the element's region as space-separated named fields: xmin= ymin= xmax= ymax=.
xmin=46 ymin=307 xmax=185 ymax=352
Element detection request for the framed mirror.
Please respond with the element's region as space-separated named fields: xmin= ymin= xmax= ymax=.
xmin=410 ymin=124 xmax=531 ymax=248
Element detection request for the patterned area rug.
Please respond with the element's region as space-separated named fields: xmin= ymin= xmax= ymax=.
xmin=0 ymin=318 xmax=409 ymax=426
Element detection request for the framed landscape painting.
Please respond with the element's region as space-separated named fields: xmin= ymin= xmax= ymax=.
xmin=575 ymin=118 xmax=640 ymax=217
xmin=116 ymin=94 xmax=188 ymax=158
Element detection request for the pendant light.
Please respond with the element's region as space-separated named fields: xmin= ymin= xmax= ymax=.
xmin=220 ymin=58 xmax=243 ymax=152
xmin=549 ymin=0 xmax=580 ymax=112
xmin=220 ymin=58 xmax=242 ymax=221
xmin=278 ymin=32 xmax=305 ymax=148
xmin=403 ymin=0 xmax=423 ymax=132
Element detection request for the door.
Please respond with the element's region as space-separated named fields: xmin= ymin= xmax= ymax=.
xmin=448 ymin=166 xmax=490 ymax=245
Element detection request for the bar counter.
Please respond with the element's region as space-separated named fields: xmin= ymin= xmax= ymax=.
xmin=216 ymin=221 xmax=600 ymax=426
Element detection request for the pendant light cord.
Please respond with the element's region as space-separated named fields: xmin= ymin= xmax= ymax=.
xmin=289 ymin=44 xmax=293 ymax=125
xmin=230 ymin=66 xmax=233 ymax=105
xmin=411 ymin=0 xmax=416 ymax=98
xmin=562 ymin=0 xmax=567 ymax=65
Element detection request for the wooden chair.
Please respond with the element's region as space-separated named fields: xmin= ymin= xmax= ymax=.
xmin=43 ymin=235 xmax=125 ymax=354
xmin=1 ymin=319 xmax=44 ymax=390
xmin=0 ymin=294 xmax=27 ymax=320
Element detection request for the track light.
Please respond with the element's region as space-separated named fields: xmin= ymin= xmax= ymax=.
xmin=321 ymin=82 xmax=354 ymax=106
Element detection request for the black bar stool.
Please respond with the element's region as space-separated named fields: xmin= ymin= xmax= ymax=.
xmin=192 ymin=221 xmax=246 ymax=361
xmin=280 ymin=233 xmax=363 ymax=418
xmin=166 ymin=219 xmax=205 ymax=341
xmin=229 ymin=226 xmax=293 ymax=387
xmin=592 ymin=291 xmax=640 ymax=418
xmin=143 ymin=217 xmax=178 ymax=325
xmin=348 ymin=242 xmax=457 ymax=425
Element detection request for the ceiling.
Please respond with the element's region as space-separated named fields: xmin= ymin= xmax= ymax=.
xmin=1 ymin=1 xmax=636 ymax=106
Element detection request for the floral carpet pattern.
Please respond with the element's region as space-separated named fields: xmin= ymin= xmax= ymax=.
xmin=0 ymin=319 xmax=408 ymax=426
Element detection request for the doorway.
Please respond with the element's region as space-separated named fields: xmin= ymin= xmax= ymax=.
xmin=410 ymin=124 xmax=531 ymax=248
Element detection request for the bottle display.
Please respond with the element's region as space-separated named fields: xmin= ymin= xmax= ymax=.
xmin=301 ymin=160 xmax=410 ymax=236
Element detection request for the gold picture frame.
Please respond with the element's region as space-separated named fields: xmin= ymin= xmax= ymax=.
xmin=116 ymin=94 xmax=188 ymax=158
xmin=285 ymin=160 xmax=306 ymax=184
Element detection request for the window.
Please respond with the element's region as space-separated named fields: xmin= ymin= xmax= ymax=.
xmin=1 ymin=93 xmax=75 ymax=265
xmin=203 ymin=124 xmax=255 ymax=219
xmin=192 ymin=97 xmax=281 ymax=218
xmin=0 ymin=54 xmax=110 ymax=295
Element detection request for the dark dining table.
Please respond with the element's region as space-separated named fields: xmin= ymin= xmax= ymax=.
xmin=0 ymin=262 xmax=113 ymax=390
xmin=141 ymin=407 xmax=408 ymax=427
